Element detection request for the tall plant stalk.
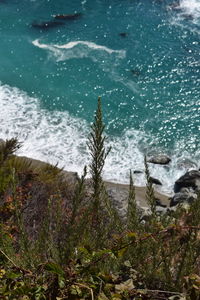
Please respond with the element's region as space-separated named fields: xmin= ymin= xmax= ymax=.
xmin=144 ymin=156 xmax=156 ymax=216
xmin=87 ymin=97 xmax=111 ymax=214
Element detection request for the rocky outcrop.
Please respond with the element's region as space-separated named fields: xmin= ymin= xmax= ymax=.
xmin=174 ymin=170 xmax=200 ymax=193
xmin=147 ymin=154 xmax=171 ymax=165
xmin=170 ymin=188 xmax=197 ymax=207
xmin=171 ymin=170 xmax=200 ymax=207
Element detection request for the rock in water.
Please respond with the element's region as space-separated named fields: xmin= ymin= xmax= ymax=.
xmin=133 ymin=170 xmax=143 ymax=174
xmin=53 ymin=13 xmax=83 ymax=20
xmin=147 ymin=154 xmax=171 ymax=165
xmin=119 ymin=32 xmax=128 ymax=38
xmin=174 ymin=170 xmax=200 ymax=193
xmin=149 ymin=177 xmax=162 ymax=185
xmin=131 ymin=69 xmax=141 ymax=76
xmin=32 ymin=21 xmax=64 ymax=29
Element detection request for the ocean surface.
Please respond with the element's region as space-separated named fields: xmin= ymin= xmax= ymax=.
xmin=0 ymin=0 xmax=199 ymax=195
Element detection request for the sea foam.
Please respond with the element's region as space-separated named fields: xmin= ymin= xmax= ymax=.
xmin=179 ymin=0 xmax=200 ymax=21
xmin=170 ymin=0 xmax=200 ymax=30
xmin=32 ymin=39 xmax=126 ymax=61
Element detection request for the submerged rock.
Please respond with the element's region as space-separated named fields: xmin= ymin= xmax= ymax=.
xmin=130 ymin=69 xmax=141 ymax=76
xmin=32 ymin=21 xmax=64 ymax=30
xmin=174 ymin=170 xmax=200 ymax=193
xmin=53 ymin=13 xmax=83 ymax=21
xmin=147 ymin=154 xmax=171 ymax=165
xmin=119 ymin=32 xmax=128 ymax=38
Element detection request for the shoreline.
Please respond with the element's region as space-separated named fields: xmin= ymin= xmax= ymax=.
xmin=18 ymin=155 xmax=170 ymax=210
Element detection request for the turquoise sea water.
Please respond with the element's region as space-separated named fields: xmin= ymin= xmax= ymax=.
xmin=0 ymin=0 xmax=199 ymax=194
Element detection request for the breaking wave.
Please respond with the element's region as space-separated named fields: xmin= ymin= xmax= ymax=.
xmin=179 ymin=0 xmax=200 ymax=22
xmin=169 ymin=0 xmax=200 ymax=31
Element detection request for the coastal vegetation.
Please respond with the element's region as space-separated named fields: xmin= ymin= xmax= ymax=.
xmin=0 ymin=99 xmax=200 ymax=299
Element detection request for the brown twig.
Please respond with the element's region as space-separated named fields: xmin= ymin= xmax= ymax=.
xmin=112 ymin=225 xmax=200 ymax=253
xmin=0 ymin=248 xmax=19 ymax=269
xmin=83 ymin=225 xmax=200 ymax=269
xmin=0 ymin=248 xmax=31 ymax=275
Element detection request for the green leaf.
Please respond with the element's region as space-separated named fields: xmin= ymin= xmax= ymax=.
xmin=44 ymin=262 xmax=64 ymax=276
xmin=0 ymin=268 xmax=6 ymax=278
xmin=6 ymin=271 xmax=21 ymax=280
xmin=70 ymin=285 xmax=82 ymax=296
xmin=126 ymin=232 xmax=137 ymax=239
xmin=117 ymin=247 xmax=127 ymax=258
xmin=98 ymin=292 xmax=110 ymax=300
xmin=58 ymin=276 xmax=65 ymax=289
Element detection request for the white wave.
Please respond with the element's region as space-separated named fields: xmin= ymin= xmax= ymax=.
xmin=169 ymin=0 xmax=200 ymax=29
xmin=179 ymin=0 xmax=200 ymax=20
xmin=168 ymin=0 xmax=200 ymax=36
xmin=0 ymin=83 xmax=90 ymax=174
xmin=0 ymin=83 xmax=199 ymax=196
xmin=32 ymin=39 xmax=126 ymax=61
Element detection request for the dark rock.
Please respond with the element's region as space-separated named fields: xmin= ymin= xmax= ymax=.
xmin=133 ymin=170 xmax=143 ymax=174
xmin=174 ymin=170 xmax=200 ymax=193
xmin=170 ymin=191 xmax=197 ymax=207
xmin=32 ymin=21 xmax=64 ymax=30
xmin=155 ymin=198 xmax=166 ymax=207
xmin=150 ymin=177 xmax=162 ymax=185
xmin=53 ymin=13 xmax=83 ymax=21
xmin=131 ymin=69 xmax=140 ymax=76
xmin=119 ymin=32 xmax=128 ymax=38
xmin=147 ymin=154 xmax=171 ymax=165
